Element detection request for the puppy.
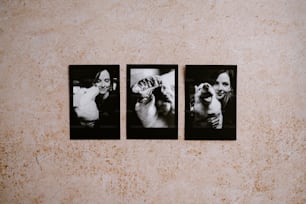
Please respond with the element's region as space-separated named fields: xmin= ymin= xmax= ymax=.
xmin=192 ymin=82 xmax=223 ymax=129
xmin=73 ymin=86 xmax=100 ymax=123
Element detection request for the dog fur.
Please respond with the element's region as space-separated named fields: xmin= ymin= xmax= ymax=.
xmin=192 ymin=82 xmax=223 ymax=129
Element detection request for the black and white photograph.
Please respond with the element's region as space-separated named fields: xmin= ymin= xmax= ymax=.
xmin=69 ymin=65 xmax=120 ymax=139
xmin=185 ymin=65 xmax=237 ymax=140
xmin=127 ymin=65 xmax=178 ymax=139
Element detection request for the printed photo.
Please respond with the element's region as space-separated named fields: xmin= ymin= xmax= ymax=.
xmin=127 ymin=65 xmax=178 ymax=139
xmin=185 ymin=65 xmax=237 ymax=140
xmin=69 ymin=65 xmax=120 ymax=139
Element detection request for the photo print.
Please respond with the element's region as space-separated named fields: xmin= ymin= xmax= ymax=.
xmin=69 ymin=65 xmax=120 ymax=139
xmin=127 ymin=65 xmax=178 ymax=139
xmin=185 ymin=65 xmax=237 ymax=140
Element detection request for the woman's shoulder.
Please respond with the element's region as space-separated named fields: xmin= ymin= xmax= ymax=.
xmin=222 ymin=95 xmax=236 ymax=128
xmin=223 ymin=95 xmax=235 ymax=116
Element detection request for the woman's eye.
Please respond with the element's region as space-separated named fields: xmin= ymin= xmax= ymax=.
xmin=223 ymin=82 xmax=229 ymax=86
xmin=104 ymin=79 xmax=110 ymax=83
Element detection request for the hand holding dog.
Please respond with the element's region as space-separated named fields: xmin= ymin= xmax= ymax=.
xmin=207 ymin=115 xmax=222 ymax=129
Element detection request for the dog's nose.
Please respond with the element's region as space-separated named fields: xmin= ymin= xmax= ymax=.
xmin=203 ymin=83 xmax=209 ymax=89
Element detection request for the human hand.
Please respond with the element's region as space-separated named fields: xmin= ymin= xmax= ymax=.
xmin=73 ymin=86 xmax=100 ymax=122
xmin=207 ymin=114 xmax=223 ymax=129
xmin=132 ymin=75 xmax=162 ymax=99
xmin=131 ymin=76 xmax=160 ymax=127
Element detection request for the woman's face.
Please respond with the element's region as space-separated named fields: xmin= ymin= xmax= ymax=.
xmin=213 ymin=72 xmax=231 ymax=100
xmin=96 ymin=70 xmax=111 ymax=94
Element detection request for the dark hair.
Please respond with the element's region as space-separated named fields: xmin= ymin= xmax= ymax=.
xmin=93 ymin=69 xmax=115 ymax=91
xmin=93 ymin=69 xmax=112 ymax=83
xmin=212 ymin=69 xmax=235 ymax=108
xmin=212 ymin=69 xmax=235 ymax=90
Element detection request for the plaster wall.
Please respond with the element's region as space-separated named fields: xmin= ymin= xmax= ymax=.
xmin=0 ymin=0 xmax=305 ymax=203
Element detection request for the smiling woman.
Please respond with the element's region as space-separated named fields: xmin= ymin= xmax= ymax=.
xmin=94 ymin=70 xmax=112 ymax=95
xmin=212 ymin=69 xmax=236 ymax=129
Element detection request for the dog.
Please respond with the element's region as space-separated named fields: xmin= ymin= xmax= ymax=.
xmin=73 ymin=86 xmax=100 ymax=124
xmin=192 ymin=82 xmax=223 ymax=129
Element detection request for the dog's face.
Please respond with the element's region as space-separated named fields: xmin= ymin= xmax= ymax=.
xmin=194 ymin=83 xmax=216 ymax=105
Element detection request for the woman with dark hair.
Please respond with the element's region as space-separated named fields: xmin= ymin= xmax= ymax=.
xmin=73 ymin=69 xmax=119 ymax=128
xmin=210 ymin=69 xmax=236 ymax=128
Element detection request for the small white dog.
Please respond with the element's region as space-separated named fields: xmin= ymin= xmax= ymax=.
xmin=73 ymin=86 xmax=100 ymax=123
xmin=192 ymin=82 xmax=223 ymax=129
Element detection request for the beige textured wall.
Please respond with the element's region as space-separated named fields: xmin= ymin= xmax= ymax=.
xmin=0 ymin=0 xmax=305 ymax=203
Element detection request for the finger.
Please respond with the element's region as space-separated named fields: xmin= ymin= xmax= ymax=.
xmin=132 ymin=76 xmax=161 ymax=95
xmin=212 ymin=120 xmax=220 ymax=128
xmin=144 ymin=77 xmax=156 ymax=88
xmin=211 ymin=117 xmax=218 ymax=123
xmin=207 ymin=117 xmax=218 ymax=125
xmin=149 ymin=78 xmax=155 ymax=87
xmin=152 ymin=76 xmax=161 ymax=86
xmin=139 ymin=81 xmax=146 ymax=88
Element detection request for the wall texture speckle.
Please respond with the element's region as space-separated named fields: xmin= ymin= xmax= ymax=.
xmin=0 ymin=0 xmax=305 ymax=203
